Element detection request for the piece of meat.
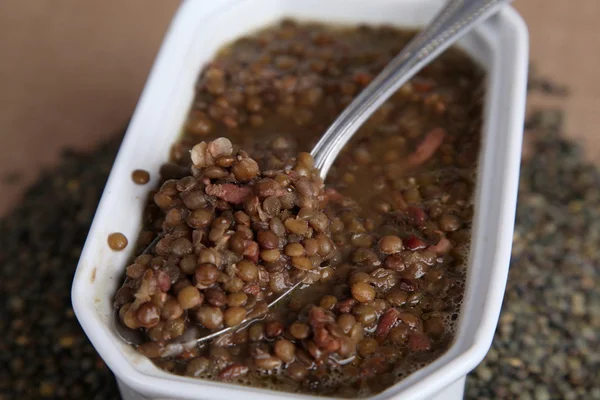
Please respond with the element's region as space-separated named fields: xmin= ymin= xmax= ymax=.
xmin=375 ymin=308 xmax=401 ymax=343
xmin=308 ymin=306 xmax=335 ymax=329
xmin=429 ymin=237 xmax=453 ymax=255
xmin=243 ymin=283 xmax=261 ymax=297
xmin=219 ymin=364 xmax=249 ymax=380
xmin=399 ymin=278 xmax=418 ymax=293
xmin=406 ymin=206 xmax=426 ymax=226
xmin=335 ymin=298 xmax=356 ymax=313
xmin=313 ymin=327 xmax=340 ymax=352
xmin=408 ymin=333 xmax=432 ymax=352
xmin=406 ymin=127 xmax=446 ymax=167
xmin=205 ymin=183 xmax=252 ymax=204
xmin=177 ymin=349 xmax=197 ymax=360
xmin=404 ymin=235 xmax=427 ymax=251
xmin=156 ymin=270 xmax=171 ymax=292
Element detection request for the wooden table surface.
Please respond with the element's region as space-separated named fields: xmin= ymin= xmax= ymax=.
xmin=0 ymin=0 xmax=597 ymax=215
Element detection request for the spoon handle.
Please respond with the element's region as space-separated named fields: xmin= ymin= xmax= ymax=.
xmin=311 ymin=0 xmax=510 ymax=178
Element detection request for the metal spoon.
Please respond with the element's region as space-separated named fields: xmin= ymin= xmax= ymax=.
xmin=115 ymin=0 xmax=511 ymax=349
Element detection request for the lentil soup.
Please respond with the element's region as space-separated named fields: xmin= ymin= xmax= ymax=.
xmin=114 ymin=20 xmax=484 ymax=397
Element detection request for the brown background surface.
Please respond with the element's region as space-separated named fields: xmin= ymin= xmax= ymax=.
xmin=0 ymin=0 xmax=598 ymax=215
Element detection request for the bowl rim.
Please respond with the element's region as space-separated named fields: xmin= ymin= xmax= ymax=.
xmin=71 ymin=1 xmax=529 ymax=399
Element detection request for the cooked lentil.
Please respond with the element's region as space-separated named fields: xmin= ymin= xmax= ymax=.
xmin=114 ymin=19 xmax=484 ymax=397
xmin=132 ymin=169 xmax=151 ymax=185
xmin=107 ymin=232 xmax=128 ymax=251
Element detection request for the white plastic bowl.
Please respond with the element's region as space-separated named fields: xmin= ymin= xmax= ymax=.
xmin=71 ymin=0 xmax=528 ymax=399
